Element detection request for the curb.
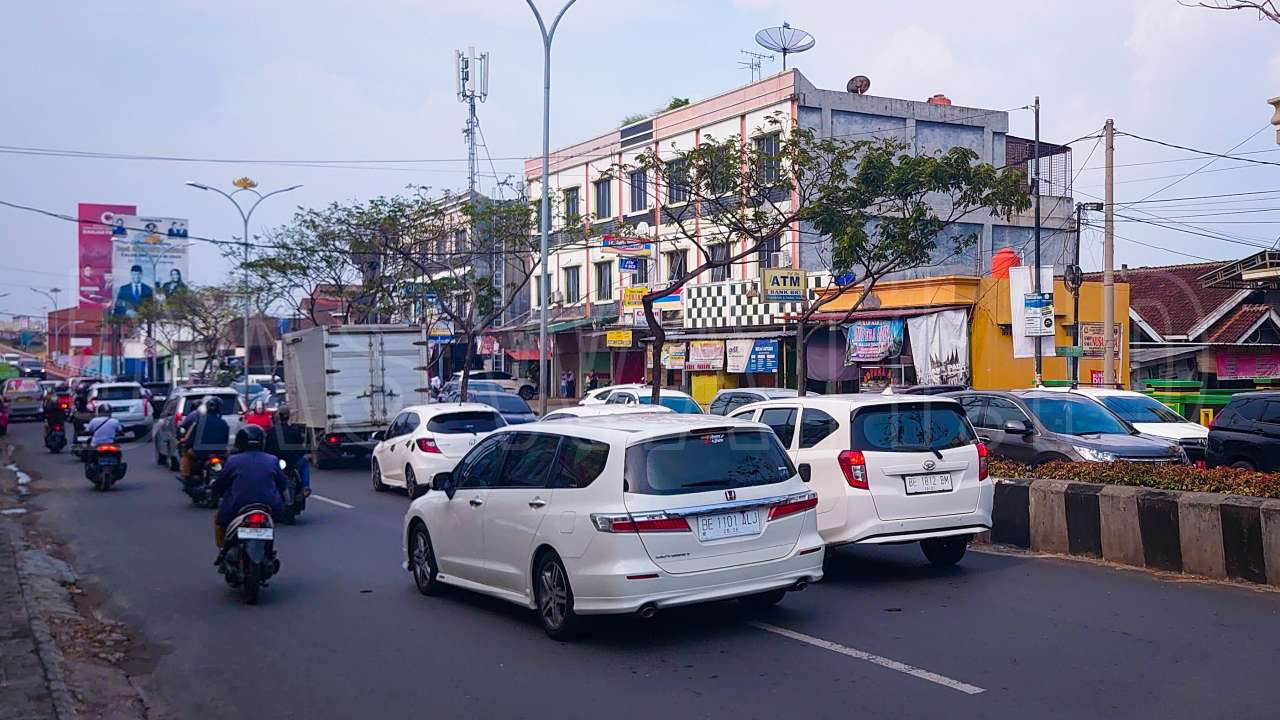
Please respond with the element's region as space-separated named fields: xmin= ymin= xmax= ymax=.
xmin=983 ymin=477 xmax=1280 ymax=588
xmin=6 ymin=523 xmax=80 ymax=720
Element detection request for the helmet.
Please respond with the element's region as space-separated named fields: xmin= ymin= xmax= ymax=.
xmin=96 ymin=403 xmax=112 ymax=416
xmin=252 ymin=399 xmax=265 ymax=414
xmin=234 ymin=424 xmax=266 ymax=452
xmin=204 ymin=396 xmax=223 ymax=415
xmin=275 ymin=404 xmax=291 ymax=424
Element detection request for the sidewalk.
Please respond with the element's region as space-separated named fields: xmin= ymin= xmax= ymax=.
xmin=0 ymin=525 xmax=58 ymax=720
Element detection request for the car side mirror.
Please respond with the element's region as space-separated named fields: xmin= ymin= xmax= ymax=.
xmin=371 ymin=431 xmax=385 ymax=442
xmin=432 ymin=471 xmax=456 ymax=498
xmin=1004 ymin=419 xmax=1032 ymax=436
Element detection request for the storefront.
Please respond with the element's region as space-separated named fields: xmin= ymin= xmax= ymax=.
xmin=646 ymin=331 xmax=788 ymax=406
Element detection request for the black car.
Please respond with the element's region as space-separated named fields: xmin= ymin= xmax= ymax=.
xmin=142 ymin=382 xmax=172 ymax=415
xmin=470 ymin=391 xmax=537 ymax=424
xmin=18 ymin=359 xmax=45 ymax=379
xmin=1206 ymin=391 xmax=1280 ymax=472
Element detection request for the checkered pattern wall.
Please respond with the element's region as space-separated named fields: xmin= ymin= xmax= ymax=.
xmin=682 ymin=277 xmax=828 ymax=329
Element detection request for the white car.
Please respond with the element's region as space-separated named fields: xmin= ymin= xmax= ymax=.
xmin=451 ymin=371 xmax=537 ymax=400
xmin=1039 ymin=386 xmax=1209 ymax=464
xmin=731 ymin=394 xmax=992 ymax=566
xmin=87 ymin=382 xmax=154 ymax=438
xmin=604 ymin=387 xmax=703 ymax=414
xmin=541 ymin=405 xmax=673 ymax=421
xmin=578 ymin=384 xmax=644 ymax=406
xmin=401 ymin=414 xmax=824 ymax=639
xmin=371 ymin=404 xmax=506 ymax=498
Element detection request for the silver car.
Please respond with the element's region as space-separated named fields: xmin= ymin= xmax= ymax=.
xmin=152 ymin=387 xmax=246 ymax=470
xmin=87 ymin=382 xmax=154 ymax=438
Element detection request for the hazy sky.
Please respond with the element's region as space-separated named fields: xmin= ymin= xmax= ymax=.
xmin=3 ymin=0 xmax=1278 ymax=318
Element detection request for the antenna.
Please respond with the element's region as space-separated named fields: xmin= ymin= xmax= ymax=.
xmin=754 ymin=21 xmax=815 ymax=70
xmin=738 ymin=49 xmax=774 ymax=82
xmin=456 ymin=47 xmax=490 ymax=195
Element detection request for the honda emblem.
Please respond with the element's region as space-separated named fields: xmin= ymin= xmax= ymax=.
xmin=923 ymin=460 xmax=936 ymax=471
xmin=725 ymin=490 xmax=737 ymax=501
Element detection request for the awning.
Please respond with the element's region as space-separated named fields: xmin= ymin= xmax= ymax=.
xmin=1130 ymin=345 xmax=1208 ymax=365
xmin=547 ymin=316 xmax=616 ymax=333
xmin=654 ymin=329 xmax=794 ymax=343
xmin=805 ymin=305 xmax=970 ymax=323
xmin=506 ymin=348 xmax=547 ymax=361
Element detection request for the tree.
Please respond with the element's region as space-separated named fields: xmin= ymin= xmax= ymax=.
xmin=1181 ymin=1 xmax=1280 ymax=24
xmin=137 ymin=284 xmax=242 ymax=380
xmin=793 ymin=139 xmax=1031 ymax=394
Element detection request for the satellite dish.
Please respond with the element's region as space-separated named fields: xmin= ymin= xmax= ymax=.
xmin=634 ymin=221 xmax=651 ymax=237
xmin=754 ymin=22 xmax=815 ymax=70
xmin=847 ymin=75 xmax=871 ymax=95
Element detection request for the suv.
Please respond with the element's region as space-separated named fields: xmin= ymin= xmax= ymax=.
xmin=152 ymin=387 xmax=246 ymax=470
xmin=948 ymin=390 xmax=1186 ymax=465
xmin=1206 ymin=391 xmax=1280 ymax=472
xmin=86 ymin=382 xmax=153 ymax=438
xmin=708 ymin=388 xmax=800 ymax=416
xmin=1040 ymin=387 xmax=1209 ymax=464
xmin=451 ymin=371 xmax=536 ymax=400
xmin=731 ymin=394 xmax=990 ymax=566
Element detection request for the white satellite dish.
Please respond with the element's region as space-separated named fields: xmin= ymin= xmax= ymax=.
xmin=755 ymin=22 xmax=815 ymax=70
xmin=634 ymin=221 xmax=651 ymax=237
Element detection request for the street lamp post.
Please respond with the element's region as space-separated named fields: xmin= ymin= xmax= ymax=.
xmin=526 ymin=0 xmax=577 ymax=416
xmin=1270 ymin=97 xmax=1280 ymax=145
xmin=30 ymin=287 xmax=61 ymax=362
xmin=186 ymin=179 xmax=301 ymax=406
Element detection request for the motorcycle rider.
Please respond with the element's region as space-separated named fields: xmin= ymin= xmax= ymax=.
xmin=83 ymin=404 xmax=121 ymax=461
xmin=179 ymin=397 xmax=230 ymax=479
xmin=264 ymin=404 xmax=310 ymax=497
xmin=244 ymin=398 xmax=272 ymax=430
xmin=210 ymin=425 xmax=287 ymax=549
xmin=42 ymin=391 xmax=68 ymax=443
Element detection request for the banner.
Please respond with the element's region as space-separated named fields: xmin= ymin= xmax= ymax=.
xmin=1009 ymin=265 xmax=1055 ymax=359
xmin=762 ymin=268 xmax=806 ymax=302
xmin=110 ymin=215 xmax=190 ymax=318
xmin=908 ymin=310 xmax=969 ymax=385
xmin=1216 ymin=347 xmax=1280 ymax=380
xmin=601 ymin=236 xmax=652 ymax=256
xmin=660 ymin=342 xmax=686 ymax=370
xmin=78 ymin=203 xmax=136 ymax=310
xmin=623 ymin=286 xmax=647 ymax=309
xmin=1023 ymin=292 xmax=1055 ymax=337
xmin=727 ymin=338 xmax=779 ymax=373
xmin=606 ymin=330 xmax=634 ymax=348
xmin=845 ymin=319 xmax=904 ymax=364
xmin=1080 ymin=322 xmax=1123 ymax=358
xmin=686 ymin=340 xmax=725 ymax=371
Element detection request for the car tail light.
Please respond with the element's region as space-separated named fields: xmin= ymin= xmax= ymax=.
xmin=768 ymin=492 xmax=818 ymax=520
xmin=87 ymin=399 xmax=96 ymax=412
xmin=324 ymin=433 xmax=341 ymax=446
xmin=416 ymin=438 xmax=441 ymax=454
xmin=976 ymin=442 xmax=989 ymax=482
xmin=591 ymin=513 xmax=690 ymax=533
xmin=95 ymin=444 xmax=119 ymax=453
xmin=244 ymin=511 xmax=270 ymax=527
xmin=838 ymin=450 xmax=869 ymax=489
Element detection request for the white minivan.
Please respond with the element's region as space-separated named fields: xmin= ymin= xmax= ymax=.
xmin=402 ymin=414 xmax=823 ymax=639
xmin=731 ymin=395 xmax=992 ymax=566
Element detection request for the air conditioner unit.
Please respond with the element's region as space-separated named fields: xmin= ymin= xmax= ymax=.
xmin=550 ymin=291 xmax=564 ymax=304
xmin=770 ymin=251 xmax=790 ymax=268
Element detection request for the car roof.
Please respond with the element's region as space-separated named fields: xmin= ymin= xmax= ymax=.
xmin=1226 ymin=390 xmax=1280 ymax=401
xmin=1034 ymin=386 xmax=1144 ymax=399
xmin=543 ymin=405 xmax=674 ymax=419
xmin=514 ymin=412 xmax=762 ymax=444
xmin=177 ymin=386 xmax=240 ymax=396
xmin=717 ymin=387 xmax=797 ymax=398
xmin=92 ymin=381 xmax=142 ymax=389
xmin=395 ymin=403 xmax=500 ymax=417
xmin=737 ymin=393 xmax=961 ymax=412
xmin=615 ymin=387 xmax=695 ymax=399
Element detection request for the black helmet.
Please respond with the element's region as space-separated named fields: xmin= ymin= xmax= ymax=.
xmin=204 ymin=396 xmax=223 ymax=414
xmin=96 ymin=403 xmax=112 ymax=416
xmin=234 ymin=424 xmax=266 ymax=452
xmin=275 ymin=403 xmax=290 ymax=423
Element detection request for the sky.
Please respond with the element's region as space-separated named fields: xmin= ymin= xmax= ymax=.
xmin=3 ymin=0 xmax=1279 ymax=319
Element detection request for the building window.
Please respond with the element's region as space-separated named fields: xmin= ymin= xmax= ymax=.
xmin=563 ymin=267 xmax=580 ymax=303
xmin=709 ymin=243 xmax=730 ymax=282
xmin=666 ymin=159 xmax=689 ymax=204
xmin=665 ymin=249 xmax=688 ymax=282
xmin=708 ymin=147 xmax=734 ymax=196
xmin=595 ymin=261 xmax=613 ymax=301
xmin=758 ymin=234 xmax=781 ymax=269
xmin=629 ymin=169 xmax=648 ymax=213
xmin=563 ymin=187 xmax=580 ymax=225
xmin=633 ymin=258 xmax=650 ymax=285
xmin=755 ymin=132 xmax=781 ymax=184
xmin=593 ymin=179 xmax=611 ymax=219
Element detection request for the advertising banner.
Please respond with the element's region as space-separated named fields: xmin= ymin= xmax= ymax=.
xmin=601 ymin=236 xmax=652 ymax=256
xmin=660 ymin=342 xmax=686 ymax=370
xmin=110 ymin=215 xmax=190 ymax=318
xmin=623 ymin=286 xmax=647 ymax=309
xmin=762 ymin=268 xmax=806 ymax=302
xmin=1009 ymin=266 xmax=1056 ymax=359
xmin=78 ymin=203 xmax=136 ymax=310
xmin=907 ymin=310 xmax=969 ymax=385
xmin=1216 ymin=347 xmax=1280 ymax=380
xmin=727 ymin=338 xmax=779 ymax=373
xmin=1080 ymin=322 xmax=1123 ymax=358
xmin=845 ymin=319 xmax=905 ymax=364
xmin=1023 ymin=292 xmax=1055 ymax=337
xmin=686 ymin=340 xmax=725 ymax=371
xmin=606 ymin=330 xmax=634 ymax=348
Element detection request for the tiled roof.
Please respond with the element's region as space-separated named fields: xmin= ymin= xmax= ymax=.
xmin=1206 ymin=304 xmax=1272 ymax=343
xmin=1085 ymin=261 xmax=1238 ymax=338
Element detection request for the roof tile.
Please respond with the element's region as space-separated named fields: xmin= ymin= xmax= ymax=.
xmin=1085 ymin=262 xmax=1237 ymax=338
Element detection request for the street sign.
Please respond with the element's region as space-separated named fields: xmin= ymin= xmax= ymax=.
xmin=619 ymin=257 xmax=640 ymax=272
xmin=1055 ymin=346 xmax=1083 ymax=358
xmin=623 ymin=286 xmax=647 ymax=309
xmin=606 ymin=330 xmax=633 ymax=348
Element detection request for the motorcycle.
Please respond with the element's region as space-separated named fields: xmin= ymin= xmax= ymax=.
xmin=84 ymin=443 xmax=127 ymax=490
xmin=217 ymin=503 xmax=279 ymax=605
xmin=279 ymin=459 xmax=306 ymax=525
xmin=44 ymin=423 xmax=67 ymax=454
xmin=179 ymin=453 xmax=225 ymax=508
xmin=72 ymin=432 xmax=93 ymax=461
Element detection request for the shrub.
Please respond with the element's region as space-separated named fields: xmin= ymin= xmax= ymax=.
xmin=990 ymin=459 xmax=1280 ymax=499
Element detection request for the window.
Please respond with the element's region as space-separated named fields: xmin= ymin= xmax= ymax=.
xmin=708 ymin=148 xmax=733 ymax=196
xmin=629 ymin=169 xmax=648 ymax=212
xmin=625 ymin=429 xmax=795 ymax=495
xmin=985 ymin=398 xmax=1031 ymax=429
xmin=497 ymin=432 xmax=561 ymax=488
xmin=563 ymin=267 xmax=580 ymax=303
xmin=637 ymin=395 xmax=702 ymax=414
xmin=595 ymin=261 xmax=613 ymax=301
xmin=549 ymin=436 xmax=612 ymax=489
xmin=758 ymin=235 xmax=782 ymax=269
xmin=593 ymin=179 xmax=611 ymax=219
xmin=1100 ymin=396 xmax=1185 ymax=424
xmin=95 ymin=386 xmax=142 ymax=401
xmin=633 ymin=258 xmax=649 ymax=285
xmin=709 ymin=243 xmax=730 ymax=282
xmin=476 ymin=392 xmax=533 ymax=415
xmin=606 ymin=393 xmax=631 ymax=405
xmin=799 ymin=408 xmax=839 ymax=448
xmin=759 ymin=407 xmax=798 ymax=448
xmin=666 ymin=159 xmax=689 ymax=204
xmin=730 ymin=410 xmax=756 ymax=421
xmin=402 ymin=412 xmax=421 ymax=434
xmin=386 ymin=412 xmax=409 ymax=438
xmin=1023 ymin=396 xmax=1131 ymax=435
xmin=456 ymin=435 xmax=509 ymax=489
xmin=850 ymin=403 xmax=976 ymax=452
xmin=665 ymin=249 xmax=688 ymax=282
xmin=427 ymin=411 xmax=505 ymax=434
xmin=755 ymin=132 xmax=781 ymax=184
xmin=956 ymin=396 xmax=986 ymax=426
xmin=563 ymin=187 xmax=580 ymax=224
xmin=1261 ymin=401 xmax=1280 ymax=425
xmin=709 ymin=394 xmax=732 ymax=415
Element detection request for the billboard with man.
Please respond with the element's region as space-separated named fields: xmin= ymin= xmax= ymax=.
xmin=109 ymin=215 xmax=190 ymax=318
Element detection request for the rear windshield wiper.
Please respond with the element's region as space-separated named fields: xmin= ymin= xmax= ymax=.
xmin=679 ymin=480 xmax=731 ymax=489
xmin=900 ymin=445 xmax=944 ymax=459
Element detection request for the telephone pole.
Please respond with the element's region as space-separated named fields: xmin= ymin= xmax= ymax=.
xmin=1032 ymin=96 xmax=1043 ymax=382
xmin=1103 ymin=119 xmax=1116 ymax=386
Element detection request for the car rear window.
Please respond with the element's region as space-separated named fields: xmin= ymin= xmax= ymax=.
xmin=5 ymin=379 xmax=37 ymax=393
xmin=850 ymin=402 xmax=975 ymax=452
xmin=478 ymin=393 xmax=531 ymax=414
xmin=96 ymin=386 xmax=142 ymax=401
xmin=427 ymin=411 xmax=504 ymax=434
xmin=624 ymin=429 xmax=795 ymax=496
xmin=637 ymin=396 xmax=702 ymax=414
xmin=182 ymin=394 xmax=241 ymax=415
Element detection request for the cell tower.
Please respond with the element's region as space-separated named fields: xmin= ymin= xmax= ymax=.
xmin=456 ymin=47 xmax=490 ymax=195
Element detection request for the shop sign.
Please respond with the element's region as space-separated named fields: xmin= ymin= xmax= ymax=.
xmin=762 ymin=268 xmax=806 ymax=302
xmin=845 ymin=319 xmax=904 ymax=364
xmin=660 ymin=343 xmax=686 ymax=370
xmin=1216 ymin=347 xmax=1280 ymax=380
xmin=686 ymin=340 xmax=725 ymax=371
xmin=726 ymin=338 xmax=779 ymax=373
xmin=623 ymin=286 xmax=648 ymax=309
xmin=601 ymin=235 xmax=652 ymax=256
xmin=606 ymin=330 xmax=634 ymax=349
xmin=1080 ymin=322 xmax=1123 ymax=358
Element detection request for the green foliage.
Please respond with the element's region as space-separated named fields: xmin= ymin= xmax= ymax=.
xmin=620 ymin=96 xmax=690 ymax=127
xmin=990 ymin=459 xmax=1280 ymax=499
xmin=621 ymin=112 xmax=648 ymax=127
xmin=664 ymin=97 xmax=690 ymax=111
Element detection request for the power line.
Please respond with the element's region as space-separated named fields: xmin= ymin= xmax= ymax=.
xmin=1117 ymin=125 xmax=1271 ymax=209
xmin=1117 ymin=130 xmax=1280 ymax=167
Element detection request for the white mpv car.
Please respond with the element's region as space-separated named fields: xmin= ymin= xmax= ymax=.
xmin=401 ymin=414 xmax=824 ymax=639
xmin=371 ymin=404 xmax=506 ymax=499
xmin=731 ymin=395 xmax=991 ymax=566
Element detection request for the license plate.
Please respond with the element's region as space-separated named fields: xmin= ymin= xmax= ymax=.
xmin=694 ymin=510 xmax=761 ymax=541
xmin=238 ymin=527 xmax=273 ymax=540
xmin=98 ymin=457 xmax=119 ymax=465
xmin=905 ymin=472 xmax=953 ymax=495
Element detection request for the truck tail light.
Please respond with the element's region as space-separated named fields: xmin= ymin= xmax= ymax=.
xmin=591 ymin=513 xmax=690 ymax=533
xmin=324 ymin=434 xmax=341 ymax=446
xmin=838 ymin=450 xmax=869 ymax=490
xmin=976 ymin=442 xmax=989 ymax=481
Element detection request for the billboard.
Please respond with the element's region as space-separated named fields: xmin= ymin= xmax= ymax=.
xmin=109 ymin=215 xmax=190 ymax=318
xmin=78 ymin=203 xmax=137 ymax=310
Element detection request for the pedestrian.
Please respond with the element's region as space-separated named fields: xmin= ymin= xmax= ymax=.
xmin=430 ymin=374 xmax=442 ymax=401
xmin=566 ymin=369 xmax=576 ymax=398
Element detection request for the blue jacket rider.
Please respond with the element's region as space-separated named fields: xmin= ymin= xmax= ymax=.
xmin=210 ymin=425 xmax=287 ymax=548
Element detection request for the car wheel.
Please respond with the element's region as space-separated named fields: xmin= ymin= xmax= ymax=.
xmin=1230 ymin=460 xmax=1256 ymax=471
xmin=535 ymin=552 xmax=584 ymax=640
xmin=409 ymin=523 xmax=442 ymax=596
xmin=737 ymin=589 xmax=787 ymax=611
xmin=920 ymin=536 xmax=969 ymax=567
xmin=405 ymin=467 xmax=421 ymax=500
xmin=518 ymin=386 xmax=535 ymax=400
xmin=371 ymin=459 xmax=388 ymax=492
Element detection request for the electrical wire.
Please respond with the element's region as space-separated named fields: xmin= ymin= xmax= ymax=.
xmin=1117 ymin=131 xmax=1280 ymax=168
xmin=1116 ymin=125 xmax=1271 ymax=209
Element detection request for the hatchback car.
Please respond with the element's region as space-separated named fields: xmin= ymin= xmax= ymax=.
xmin=948 ymin=390 xmax=1186 ymax=465
xmin=87 ymin=382 xmax=153 ymax=438
xmin=451 ymin=370 xmax=537 ymax=400
xmin=708 ymin=387 xmax=800 ymax=416
xmin=732 ymin=395 xmax=990 ymax=565
xmin=402 ymin=414 xmax=823 ymax=639
xmin=1206 ymin=391 xmax=1280 ymax=472
xmin=372 ymin=403 xmax=506 ymax=498
xmin=153 ymin=387 xmax=247 ymax=470
xmin=2 ymin=378 xmax=43 ymax=420
xmin=578 ymin=384 xmax=644 ymax=406
xmin=605 ymin=387 xmax=703 ymax=414
xmin=1041 ymin=387 xmax=1208 ymax=464
xmin=541 ymin=405 xmax=673 ymax=421
xmin=470 ymin=391 xmax=538 ymax=424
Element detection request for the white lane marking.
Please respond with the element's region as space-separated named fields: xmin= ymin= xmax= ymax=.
xmin=312 ymin=494 xmax=354 ymax=509
xmin=748 ymin=621 xmax=986 ymax=695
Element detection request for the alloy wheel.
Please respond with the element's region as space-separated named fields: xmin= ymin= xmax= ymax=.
xmin=539 ymin=562 xmax=569 ymax=630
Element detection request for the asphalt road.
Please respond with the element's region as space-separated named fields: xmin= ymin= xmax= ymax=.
xmin=9 ymin=420 xmax=1280 ymax=720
